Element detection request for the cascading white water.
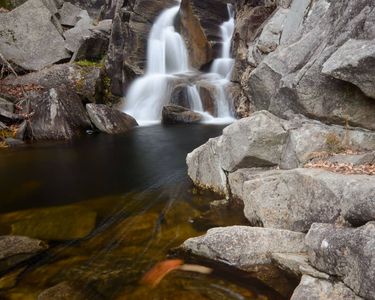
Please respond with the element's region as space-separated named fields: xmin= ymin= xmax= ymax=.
xmin=123 ymin=4 xmax=190 ymax=125
xmin=123 ymin=1 xmax=236 ymax=125
xmin=211 ymin=4 xmax=235 ymax=79
xmin=187 ymin=85 xmax=204 ymax=112
xmin=207 ymin=3 xmax=235 ymax=121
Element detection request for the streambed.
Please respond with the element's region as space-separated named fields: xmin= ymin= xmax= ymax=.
xmin=0 ymin=125 xmax=297 ymax=299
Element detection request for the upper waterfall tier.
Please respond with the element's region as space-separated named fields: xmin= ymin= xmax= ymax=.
xmin=123 ymin=2 xmax=236 ymax=126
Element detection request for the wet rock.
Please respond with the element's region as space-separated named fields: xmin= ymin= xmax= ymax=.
xmin=242 ymin=168 xmax=375 ymax=231
xmin=0 ymin=267 xmax=25 ymax=289
xmin=22 ymin=88 xmax=92 ymax=141
xmin=0 ymin=0 xmax=70 ymax=71
xmin=291 ymin=275 xmax=363 ymax=300
xmin=0 ymin=235 xmax=47 ymax=273
xmin=179 ymin=226 xmax=306 ymax=269
xmin=322 ymin=39 xmax=375 ymax=99
xmin=86 ymin=104 xmax=138 ymax=134
xmin=162 ymin=105 xmax=203 ymax=124
xmin=178 ymin=0 xmax=213 ymax=69
xmin=170 ymin=85 xmax=190 ymax=109
xmin=246 ymin=0 xmax=375 ymax=130
xmin=196 ymin=80 xmax=217 ymax=116
xmin=306 ymin=222 xmax=375 ymax=299
xmin=0 ymin=205 xmax=97 ymax=241
xmin=2 ymin=64 xmax=103 ymax=103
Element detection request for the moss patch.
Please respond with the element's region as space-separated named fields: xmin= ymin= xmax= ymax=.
xmin=75 ymin=59 xmax=104 ymax=68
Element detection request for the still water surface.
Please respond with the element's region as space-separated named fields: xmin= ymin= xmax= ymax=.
xmin=0 ymin=125 xmax=297 ymax=299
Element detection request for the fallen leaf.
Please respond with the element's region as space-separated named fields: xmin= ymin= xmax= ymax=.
xmin=140 ymin=259 xmax=184 ymax=288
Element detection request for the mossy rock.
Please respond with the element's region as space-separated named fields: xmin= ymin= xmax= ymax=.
xmin=0 ymin=205 xmax=97 ymax=241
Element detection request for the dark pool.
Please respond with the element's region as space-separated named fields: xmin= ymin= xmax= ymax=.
xmin=0 ymin=125 xmax=297 ymax=299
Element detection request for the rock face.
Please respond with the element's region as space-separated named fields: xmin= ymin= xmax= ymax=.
xmin=162 ymin=105 xmax=203 ymax=124
xmin=180 ymin=226 xmax=306 ymax=269
xmin=306 ymin=222 xmax=375 ymax=300
xmin=86 ymin=104 xmax=138 ymax=134
xmin=242 ymin=168 xmax=375 ymax=231
xmin=322 ymin=39 xmax=375 ymax=99
xmin=0 ymin=0 xmax=70 ymax=71
xmin=291 ymin=275 xmax=363 ymax=300
xmin=233 ymin=0 xmax=375 ymax=130
xmin=187 ymin=111 xmax=375 ymax=194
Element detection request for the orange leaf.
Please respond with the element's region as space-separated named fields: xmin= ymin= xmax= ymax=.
xmin=140 ymin=259 xmax=184 ymax=288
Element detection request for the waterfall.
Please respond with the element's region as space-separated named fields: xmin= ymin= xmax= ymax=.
xmin=123 ymin=2 xmax=236 ymax=126
xmin=207 ymin=3 xmax=235 ymax=122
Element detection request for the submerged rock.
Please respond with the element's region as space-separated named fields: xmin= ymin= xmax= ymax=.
xmin=0 ymin=0 xmax=70 ymax=71
xmin=0 ymin=205 xmax=97 ymax=241
xmin=306 ymin=222 xmax=375 ymax=299
xmin=0 ymin=235 xmax=47 ymax=273
xmin=162 ymin=105 xmax=203 ymax=124
xmin=38 ymin=281 xmax=91 ymax=300
xmin=86 ymin=104 xmax=138 ymax=134
xmin=291 ymin=275 xmax=363 ymax=300
xmin=180 ymin=226 xmax=306 ymax=269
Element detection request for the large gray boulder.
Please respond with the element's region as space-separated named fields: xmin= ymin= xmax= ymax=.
xmin=242 ymin=168 xmax=375 ymax=231
xmin=180 ymin=226 xmax=306 ymax=269
xmin=242 ymin=0 xmax=375 ymax=130
xmin=306 ymin=222 xmax=375 ymax=300
xmin=24 ymin=87 xmax=92 ymax=140
xmin=322 ymin=39 xmax=375 ymax=99
xmin=187 ymin=111 xmax=288 ymax=194
xmin=86 ymin=104 xmax=138 ymax=134
xmin=291 ymin=275 xmax=363 ymax=300
xmin=0 ymin=0 xmax=70 ymax=71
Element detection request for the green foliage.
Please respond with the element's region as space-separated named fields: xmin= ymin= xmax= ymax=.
xmin=75 ymin=59 xmax=104 ymax=68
